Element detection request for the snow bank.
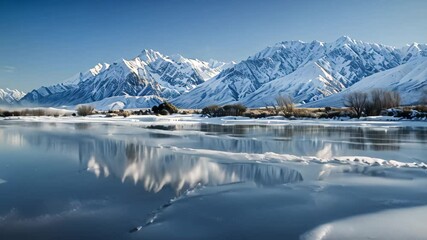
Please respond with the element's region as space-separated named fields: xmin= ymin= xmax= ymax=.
xmin=301 ymin=205 xmax=427 ymax=240
xmin=83 ymin=95 xmax=163 ymax=111
xmin=164 ymin=146 xmax=427 ymax=173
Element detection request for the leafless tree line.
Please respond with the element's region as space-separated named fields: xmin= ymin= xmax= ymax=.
xmin=344 ymin=89 xmax=401 ymax=118
xmin=367 ymin=89 xmax=401 ymax=115
xmin=344 ymin=92 xmax=369 ymax=118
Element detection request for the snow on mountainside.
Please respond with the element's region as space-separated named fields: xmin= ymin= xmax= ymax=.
xmin=242 ymin=60 xmax=345 ymax=107
xmin=84 ymin=95 xmax=163 ymax=111
xmin=303 ymin=57 xmax=427 ymax=107
xmin=20 ymin=63 xmax=110 ymax=104
xmin=173 ymin=36 xmax=427 ymax=108
xmin=0 ymin=88 xmax=26 ymax=105
xmin=17 ymin=37 xmax=426 ymax=110
xmin=20 ymin=50 xmax=231 ymax=109
xmin=62 ymin=63 xmax=110 ymax=85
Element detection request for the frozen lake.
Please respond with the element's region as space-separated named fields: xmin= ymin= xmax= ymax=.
xmin=1 ymin=120 xmax=427 ymax=239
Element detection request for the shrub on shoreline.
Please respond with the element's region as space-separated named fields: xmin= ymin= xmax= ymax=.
xmin=151 ymin=101 xmax=178 ymax=115
xmin=0 ymin=108 xmax=73 ymax=117
xmin=202 ymin=104 xmax=247 ymax=117
xmin=76 ymin=105 xmax=94 ymax=116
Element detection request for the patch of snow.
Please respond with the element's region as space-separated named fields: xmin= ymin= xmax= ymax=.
xmin=301 ymin=206 xmax=427 ymax=240
xmin=81 ymin=95 xmax=164 ymax=111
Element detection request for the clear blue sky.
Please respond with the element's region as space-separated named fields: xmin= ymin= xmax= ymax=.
xmin=1 ymin=0 xmax=426 ymax=91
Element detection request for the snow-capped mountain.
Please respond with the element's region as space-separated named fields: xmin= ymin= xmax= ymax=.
xmin=0 ymin=88 xmax=26 ymax=105
xmin=20 ymin=63 xmax=110 ymax=105
xmin=17 ymin=37 xmax=427 ymax=110
xmin=20 ymin=50 xmax=231 ymax=108
xmin=303 ymin=57 xmax=427 ymax=107
xmin=173 ymin=36 xmax=427 ymax=108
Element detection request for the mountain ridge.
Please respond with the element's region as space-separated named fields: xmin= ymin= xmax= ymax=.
xmin=19 ymin=50 xmax=233 ymax=108
xmin=303 ymin=57 xmax=427 ymax=107
xmin=173 ymin=36 xmax=426 ymax=108
xmin=0 ymin=88 xmax=26 ymax=105
xmin=16 ymin=36 xmax=427 ymax=109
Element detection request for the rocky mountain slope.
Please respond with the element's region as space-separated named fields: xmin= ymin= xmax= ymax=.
xmin=20 ymin=50 xmax=231 ymax=108
xmin=0 ymin=88 xmax=26 ymax=105
xmin=303 ymin=57 xmax=427 ymax=107
xmin=173 ymin=36 xmax=426 ymax=108
xmin=17 ymin=36 xmax=426 ymax=109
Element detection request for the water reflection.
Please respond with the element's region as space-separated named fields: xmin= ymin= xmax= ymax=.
xmin=83 ymin=140 xmax=303 ymax=192
xmin=0 ymin=125 xmax=303 ymax=193
xmin=347 ymin=128 xmax=401 ymax=151
xmin=1 ymin=122 xmax=427 ymax=193
xmin=74 ymin=122 xmax=91 ymax=130
xmin=2 ymin=123 xmax=427 ymax=158
xmin=194 ymin=124 xmax=427 ymax=156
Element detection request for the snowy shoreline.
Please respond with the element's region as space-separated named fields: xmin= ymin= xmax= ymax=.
xmin=2 ymin=114 xmax=427 ymax=128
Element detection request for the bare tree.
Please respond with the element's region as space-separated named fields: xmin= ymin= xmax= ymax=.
xmin=370 ymin=89 xmax=385 ymax=115
xmin=369 ymin=89 xmax=401 ymax=115
xmin=344 ymin=92 xmax=368 ymax=118
xmin=383 ymin=91 xmax=401 ymax=109
xmin=76 ymin=105 xmax=94 ymax=116
xmin=390 ymin=91 xmax=401 ymax=107
xmin=275 ymin=95 xmax=294 ymax=114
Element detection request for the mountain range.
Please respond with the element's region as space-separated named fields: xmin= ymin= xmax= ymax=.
xmin=18 ymin=50 xmax=234 ymax=109
xmin=0 ymin=88 xmax=25 ymax=106
xmin=4 ymin=36 xmax=427 ymax=110
xmin=173 ymin=36 xmax=427 ymax=108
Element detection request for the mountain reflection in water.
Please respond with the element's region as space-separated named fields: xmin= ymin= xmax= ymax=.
xmin=1 ymin=122 xmax=426 ymax=194
xmin=0 ymin=125 xmax=303 ymax=193
xmin=85 ymin=141 xmax=302 ymax=192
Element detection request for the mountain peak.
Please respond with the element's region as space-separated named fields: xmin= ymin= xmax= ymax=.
xmin=208 ymin=59 xmax=225 ymax=68
xmin=138 ymin=49 xmax=163 ymax=63
xmin=0 ymin=88 xmax=26 ymax=105
xmin=335 ymin=35 xmax=356 ymax=45
xmin=169 ymin=54 xmax=186 ymax=63
xmin=406 ymin=42 xmax=420 ymax=49
xmin=273 ymin=40 xmax=306 ymax=49
xmin=280 ymin=40 xmax=305 ymax=44
xmin=90 ymin=63 xmax=110 ymax=75
xmin=310 ymin=40 xmax=325 ymax=46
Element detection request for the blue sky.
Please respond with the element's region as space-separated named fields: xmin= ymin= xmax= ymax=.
xmin=1 ymin=0 xmax=426 ymax=91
